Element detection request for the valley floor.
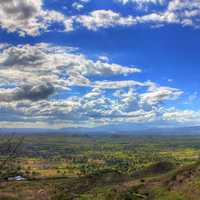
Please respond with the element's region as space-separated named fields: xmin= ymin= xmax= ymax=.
xmin=1 ymin=134 xmax=200 ymax=200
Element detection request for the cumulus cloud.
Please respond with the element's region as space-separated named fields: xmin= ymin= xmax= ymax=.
xmin=1 ymin=1 xmax=199 ymax=128
xmin=0 ymin=43 xmax=139 ymax=74
xmin=0 ymin=42 xmax=191 ymax=128
xmin=93 ymin=80 xmax=144 ymax=89
xmin=72 ymin=0 xmax=90 ymax=11
xmin=73 ymin=8 xmax=181 ymax=31
xmin=0 ymin=80 xmax=183 ymax=128
xmin=0 ymin=0 xmax=73 ymax=36
xmin=116 ymin=0 xmax=165 ymax=8
xmin=76 ymin=10 xmax=136 ymax=30
xmin=163 ymin=109 xmax=200 ymax=124
xmin=72 ymin=2 xmax=84 ymax=11
xmin=140 ymin=85 xmax=183 ymax=106
xmin=0 ymin=83 xmax=54 ymax=102
xmin=98 ymin=56 xmax=109 ymax=62
xmin=0 ymin=0 xmax=42 ymax=36
xmin=0 ymin=43 xmax=141 ymax=99
xmin=1 ymin=0 xmax=200 ymax=36
xmin=74 ymin=0 xmax=200 ymax=31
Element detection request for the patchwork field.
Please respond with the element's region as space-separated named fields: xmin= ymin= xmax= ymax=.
xmin=1 ymin=134 xmax=200 ymax=200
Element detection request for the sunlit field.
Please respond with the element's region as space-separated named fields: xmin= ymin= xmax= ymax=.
xmin=1 ymin=134 xmax=200 ymax=200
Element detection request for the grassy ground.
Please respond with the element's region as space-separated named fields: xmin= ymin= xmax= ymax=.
xmin=1 ymin=134 xmax=200 ymax=199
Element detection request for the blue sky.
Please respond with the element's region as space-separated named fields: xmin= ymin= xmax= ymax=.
xmin=0 ymin=0 xmax=200 ymax=129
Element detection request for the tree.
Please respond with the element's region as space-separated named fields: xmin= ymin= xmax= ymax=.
xmin=0 ymin=134 xmax=24 ymax=179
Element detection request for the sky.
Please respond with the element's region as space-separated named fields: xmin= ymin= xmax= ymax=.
xmin=0 ymin=0 xmax=200 ymax=130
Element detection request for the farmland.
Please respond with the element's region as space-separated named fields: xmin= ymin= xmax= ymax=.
xmin=1 ymin=134 xmax=200 ymax=200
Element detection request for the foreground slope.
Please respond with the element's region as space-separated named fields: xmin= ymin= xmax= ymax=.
xmin=1 ymin=161 xmax=200 ymax=200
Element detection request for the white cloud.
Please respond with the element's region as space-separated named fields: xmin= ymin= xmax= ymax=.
xmin=72 ymin=2 xmax=84 ymax=11
xmin=98 ymin=56 xmax=109 ymax=62
xmin=1 ymin=0 xmax=200 ymax=36
xmin=72 ymin=0 xmax=90 ymax=11
xmin=136 ymin=12 xmax=179 ymax=24
xmin=0 ymin=0 xmax=73 ymax=36
xmin=76 ymin=10 xmax=136 ymax=30
xmin=0 ymin=43 xmax=141 ymax=100
xmin=116 ymin=0 xmax=165 ymax=7
xmin=73 ymin=9 xmax=179 ymax=31
xmin=0 ymin=0 xmax=43 ymax=36
xmin=140 ymin=85 xmax=183 ymax=106
xmin=0 ymin=81 xmax=183 ymax=128
xmin=93 ymin=80 xmax=144 ymax=89
xmin=163 ymin=109 xmax=200 ymax=124
xmin=0 ymin=42 xmax=195 ymax=129
xmin=74 ymin=1 xmax=200 ymax=31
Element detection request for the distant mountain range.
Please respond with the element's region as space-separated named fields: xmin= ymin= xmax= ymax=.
xmin=135 ymin=126 xmax=200 ymax=135
xmin=1 ymin=126 xmax=200 ymax=135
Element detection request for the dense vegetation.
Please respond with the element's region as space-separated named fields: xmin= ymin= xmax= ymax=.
xmin=1 ymin=133 xmax=200 ymax=199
